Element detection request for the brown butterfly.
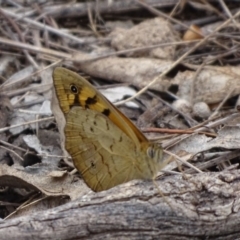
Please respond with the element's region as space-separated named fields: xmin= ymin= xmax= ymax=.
xmin=52 ymin=67 xmax=166 ymax=192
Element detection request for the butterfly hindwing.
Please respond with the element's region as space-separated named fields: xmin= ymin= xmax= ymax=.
xmin=65 ymin=107 xmax=154 ymax=191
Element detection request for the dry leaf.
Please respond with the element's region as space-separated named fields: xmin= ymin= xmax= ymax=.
xmin=0 ymin=163 xmax=89 ymax=200
xmin=75 ymin=53 xmax=171 ymax=91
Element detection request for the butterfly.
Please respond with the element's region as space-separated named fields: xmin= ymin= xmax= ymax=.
xmin=52 ymin=67 xmax=166 ymax=192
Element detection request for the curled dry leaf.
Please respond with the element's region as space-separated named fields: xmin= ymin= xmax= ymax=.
xmin=0 ymin=158 xmax=90 ymax=200
xmin=0 ymin=164 xmax=89 ymax=218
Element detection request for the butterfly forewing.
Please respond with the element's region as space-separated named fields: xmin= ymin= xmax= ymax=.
xmin=53 ymin=67 xmax=148 ymax=145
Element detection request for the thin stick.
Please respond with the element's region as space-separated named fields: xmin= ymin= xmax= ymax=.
xmin=164 ymin=149 xmax=202 ymax=173
xmin=2 ymin=8 xmax=96 ymax=45
xmin=0 ymin=117 xmax=54 ymax=134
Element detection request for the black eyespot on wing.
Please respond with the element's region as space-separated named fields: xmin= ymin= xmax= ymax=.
xmin=102 ymin=108 xmax=110 ymax=116
xmin=70 ymin=84 xmax=78 ymax=94
xmin=86 ymin=95 xmax=97 ymax=105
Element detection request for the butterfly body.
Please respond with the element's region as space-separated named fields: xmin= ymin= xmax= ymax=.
xmin=52 ymin=67 xmax=165 ymax=192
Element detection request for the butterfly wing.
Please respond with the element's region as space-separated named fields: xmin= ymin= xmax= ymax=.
xmin=53 ymin=67 xmax=148 ymax=145
xmin=65 ymin=106 xmax=156 ymax=192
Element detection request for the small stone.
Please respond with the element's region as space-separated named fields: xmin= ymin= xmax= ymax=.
xmin=172 ymin=99 xmax=192 ymax=114
xmin=193 ymin=102 xmax=211 ymax=118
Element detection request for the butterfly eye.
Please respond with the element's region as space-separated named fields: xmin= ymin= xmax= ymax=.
xmin=70 ymin=84 xmax=78 ymax=94
xmin=147 ymin=146 xmax=155 ymax=159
